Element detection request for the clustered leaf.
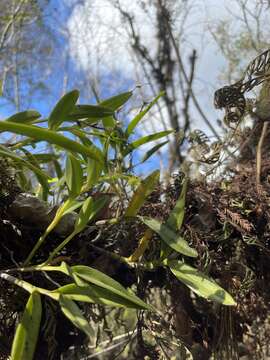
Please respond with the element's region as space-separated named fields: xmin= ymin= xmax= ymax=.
xmin=0 ymin=89 xmax=236 ymax=360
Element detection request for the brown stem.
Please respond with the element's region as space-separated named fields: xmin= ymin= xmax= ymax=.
xmin=256 ymin=121 xmax=268 ymax=191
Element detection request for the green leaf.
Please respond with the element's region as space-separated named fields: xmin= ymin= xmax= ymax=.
xmin=73 ymin=273 xmax=90 ymax=287
xmin=19 ymin=148 xmax=50 ymax=200
xmin=57 ymin=283 xmax=146 ymax=309
xmin=71 ymin=265 xmax=152 ymax=310
xmin=102 ymin=116 xmax=116 ymax=128
xmin=166 ymin=176 xmax=187 ymax=230
xmin=48 ymin=199 xmax=82 ymax=232
xmin=34 ymin=262 xmax=150 ymax=310
xmin=59 ymin=295 xmax=94 ymax=337
xmin=124 ymin=170 xmax=160 ymax=217
xmin=6 ymin=110 xmax=41 ymax=124
xmin=99 ymin=173 xmax=140 ymax=187
xmin=141 ymin=140 xmax=169 ymax=163
xmin=0 ymin=144 xmax=51 ymax=184
xmin=0 ymin=121 xmax=104 ymax=164
xmin=74 ymin=196 xmax=108 ymax=233
xmin=139 ymin=216 xmax=198 ymax=258
xmin=59 ymin=198 xmax=83 ymax=217
xmin=67 ymin=127 xmax=119 ymax=146
xmin=124 ymin=130 xmax=173 ymax=156
xmin=167 ymin=260 xmax=236 ymax=306
xmin=45 ymin=197 xmax=106 ymax=262
xmin=66 ymin=104 xmax=113 ymax=121
xmin=67 ymin=118 xmax=100 ymax=128
xmin=48 ymin=90 xmax=79 ymax=130
xmin=66 ymin=128 xmax=104 ymax=163
xmin=48 ymin=90 xmax=80 ymax=130
xmin=22 ymin=153 xmax=59 ymax=163
xmin=65 ymin=153 xmax=83 ymax=197
xmin=84 ymin=158 xmax=103 ymax=191
xmin=125 ymin=91 xmax=165 ymax=137
xmin=11 ymin=292 xmax=42 ymax=360
xmin=68 ymin=128 xmax=94 ymax=147
xmin=100 ymin=91 xmax=133 ymax=111
xmin=99 ymin=91 xmax=133 ymax=129
xmin=53 ymin=159 xmax=63 ymax=179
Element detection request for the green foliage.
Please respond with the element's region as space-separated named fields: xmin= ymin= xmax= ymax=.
xmin=125 ymin=91 xmax=165 ymax=136
xmin=57 ymin=283 xmax=148 ymax=309
xmin=123 ymin=130 xmax=173 ymax=156
xmin=166 ymin=176 xmax=187 ymax=230
xmin=139 ymin=216 xmax=198 ymax=258
xmin=59 ymin=296 xmax=94 ymax=338
xmin=100 ymin=91 xmax=133 ymax=110
xmin=48 ymin=90 xmax=79 ymax=130
xmin=0 ymin=89 xmax=236 ymax=359
xmin=11 ymin=292 xmax=42 ymax=360
xmin=0 ymin=121 xmax=104 ymax=164
xmin=65 ymin=153 xmax=83 ymax=198
xmin=124 ymin=170 xmax=160 ymax=217
xmin=70 ymin=265 xmax=152 ymax=310
xmin=167 ymin=260 xmax=236 ymax=306
xmin=141 ymin=140 xmax=169 ymax=163
xmin=6 ymin=110 xmax=41 ymax=124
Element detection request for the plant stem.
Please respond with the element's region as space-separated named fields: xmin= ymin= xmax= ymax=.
xmin=0 ymin=272 xmax=59 ymax=300
xmin=46 ymin=232 xmax=76 ymax=264
xmin=256 ymin=121 xmax=268 ymax=191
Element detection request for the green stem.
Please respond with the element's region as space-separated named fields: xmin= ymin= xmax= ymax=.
xmin=24 ymin=231 xmax=50 ymax=267
xmin=23 ymin=198 xmax=75 ymax=266
xmin=0 ymin=272 xmax=59 ymax=300
xmin=46 ymin=231 xmax=77 ymax=264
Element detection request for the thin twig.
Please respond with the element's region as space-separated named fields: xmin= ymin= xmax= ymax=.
xmin=256 ymin=121 xmax=268 ymax=191
xmin=183 ymin=50 xmax=196 ymax=136
xmin=82 ymin=332 xmax=137 ymax=359
xmin=0 ymin=0 xmax=26 ymax=50
xmin=161 ymin=8 xmax=220 ymax=139
xmin=87 ymin=329 xmax=137 ymax=350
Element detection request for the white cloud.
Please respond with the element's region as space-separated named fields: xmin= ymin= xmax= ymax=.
xmin=67 ymin=1 xmax=229 ymax=89
xmin=66 ymin=0 xmax=268 ymax=147
xmin=65 ymin=0 xmax=226 ymax=164
xmin=67 ymin=0 xmax=158 ymax=75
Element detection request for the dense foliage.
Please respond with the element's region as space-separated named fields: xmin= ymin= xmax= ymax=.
xmin=1 ymin=47 xmax=270 ymax=359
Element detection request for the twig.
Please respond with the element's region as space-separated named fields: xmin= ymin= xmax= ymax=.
xmin=256 ymin=121 xmax=268 ymax=191
xmin=183 ymin=50 xmax=196 ymax=136
xmin=42 ymin=271 xmax=61 ymax=287
xmin=82 ymin=332 xmax=137 ymax=359
xmin=115 ymin=2 xmax=183 ymax=163
xmin=87 ymin=329 xmax=137 ymax=350
xmin=161 ymin=8 xmax=221 ymax=140
xmin=1 ymin=243 xmax=19 ymax=267
xmin=0 ymin=0 xmax=27 ymax=50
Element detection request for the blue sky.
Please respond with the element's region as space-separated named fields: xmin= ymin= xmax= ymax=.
xmin=0 ymin=0 xmax=269 ymax=175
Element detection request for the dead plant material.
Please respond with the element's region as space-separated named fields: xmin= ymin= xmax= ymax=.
xmin=218 ymin=208 xmax=254 ymax=233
